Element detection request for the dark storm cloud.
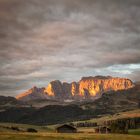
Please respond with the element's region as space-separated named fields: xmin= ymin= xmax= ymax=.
xmin=0 ymin=0 xmax=140 ymax=96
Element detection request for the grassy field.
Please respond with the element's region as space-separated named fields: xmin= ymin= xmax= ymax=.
xmin=0 ymin=132 xmax=140 ymax=140
xmin=0 ymin=122 xmax=140 ymax=140
xmin=0 ymin=123 xmax=49 ymax=132
xmin=72 ymin=109 xmax=140 ymax=125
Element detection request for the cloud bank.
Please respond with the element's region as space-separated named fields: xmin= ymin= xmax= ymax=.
xmin=0 ymin=0 xmax=140 ymax=96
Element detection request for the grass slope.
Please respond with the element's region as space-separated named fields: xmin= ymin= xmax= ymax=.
xmin=73 ymin=109 xmax=140 ymax=125
xmin=0 ymin=122 xmax=53 ymax=133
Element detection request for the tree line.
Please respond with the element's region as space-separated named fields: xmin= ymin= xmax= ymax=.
xmin=74 ymin=122 xmax=97 ymax=127
xmin=104 ymin=117 xmax=140 ymax=133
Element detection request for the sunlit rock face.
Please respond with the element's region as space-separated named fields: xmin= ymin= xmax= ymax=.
xmin=44 ymin=81 xmax=79 ymax=100
xmin=16 ymin=76 xmax=134 ymax=101
xmin=79 ymin=76 xmax=134 ymax=98
xmin=71 ymin=82 xmax=79 ymax=97
xmin=16 ymin=86 xmax=47 ymax=101
xmin=44 ymin=80 xmax=64 ymax=99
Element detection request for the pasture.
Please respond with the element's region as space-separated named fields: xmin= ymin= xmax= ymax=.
xmin=0 ymin=122 xmax=140 ymax=140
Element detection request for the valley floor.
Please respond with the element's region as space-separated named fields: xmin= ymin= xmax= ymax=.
xmin=0 ymin=132 xmax=140 ymax=140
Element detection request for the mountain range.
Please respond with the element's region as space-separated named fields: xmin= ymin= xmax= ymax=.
xmin=0 ymin=75 xmax=139 ymax=125
xmin=16 ymin=76 xmax=134 ymax=102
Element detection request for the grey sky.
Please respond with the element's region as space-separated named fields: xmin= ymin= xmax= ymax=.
xmin=0 ymin=0 xmax=140 ymax=96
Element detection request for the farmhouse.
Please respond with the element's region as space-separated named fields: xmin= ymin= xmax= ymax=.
xmin=56 ymin=124 xmax=77 ymax=133
xmin=95 ymin=126 xmax=111 ymax=134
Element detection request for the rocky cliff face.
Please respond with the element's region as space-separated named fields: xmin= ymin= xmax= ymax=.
xmin=78 ymin=76 xmax=134 ymax=98
xmin=16 ymin=86 xmax=48 ymax=101
xmin=16 ymin=76 xmax=134 ymax=101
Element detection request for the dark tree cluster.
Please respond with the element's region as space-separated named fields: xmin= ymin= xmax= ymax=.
xmin=75 ymin=122 xmax=97 ymax=127
xmin=27 ymin=128 xmax=38 ymax=133
xmin=104 ymin=117 xmax=140 ymax=134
